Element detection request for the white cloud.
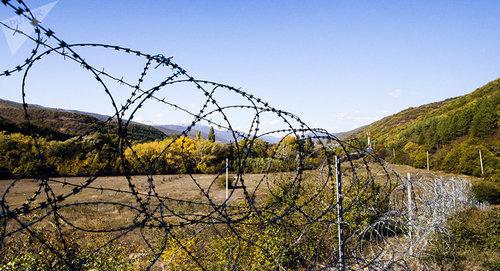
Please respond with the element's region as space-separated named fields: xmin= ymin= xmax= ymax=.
xmin=388 ymin=89 xmax=402 ymax=98
xmin=311 ymin=122 xmax=338 ymax=132
xmin=134 ymin=115 xmax=145 ymax=123
xmin=334 ymin=111 xmax=379 ymax=123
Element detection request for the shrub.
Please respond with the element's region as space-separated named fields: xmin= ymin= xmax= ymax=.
xmin=423 ymin=206 xmax=500 ymax=270
xmin=472 ymin=175 xmax=500 ymax=204
xmin=215 ymin=174 xmax=236 ymax=189
xmin=0 ymin=231 xmax=134 ymax=271
xmin=161 ymin=172 xmax=391 ymax=270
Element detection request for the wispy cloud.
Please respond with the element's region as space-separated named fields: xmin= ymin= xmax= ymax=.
xmin=388 ymin=89 xmax=402 ymax=98
xmin=334 ymin=111 xmax=379 ymax=123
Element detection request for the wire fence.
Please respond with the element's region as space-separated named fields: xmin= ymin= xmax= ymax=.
xmin=0 ymin=1 xmax=477 ymax=270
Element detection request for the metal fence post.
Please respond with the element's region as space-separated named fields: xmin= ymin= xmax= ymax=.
xmin=426 ymin=151 xmax=430 ymax=171
xmin=335 ymin=156 xmax=345 ymax=270
xmin=225 ymin=158 xmax=229 ymax=202
xmin=406 ymin=173 xmax=414 ymax=256
xmin=451 ymin=179 xmax=456 ymax=210
xmin=479 ymin=150 xmax=484 ymax=175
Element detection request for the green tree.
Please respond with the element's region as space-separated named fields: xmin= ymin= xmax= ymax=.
xmin=208 ymin=127 xmax=215 ymax=142
xmin=469 ymin=98 xmax=497 ymax=138
xmin=196 ymin=130 xmax=202 ymax=140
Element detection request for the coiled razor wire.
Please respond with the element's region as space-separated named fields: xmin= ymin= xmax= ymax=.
xmin=0 ymin=1 xmax=474 ymax=270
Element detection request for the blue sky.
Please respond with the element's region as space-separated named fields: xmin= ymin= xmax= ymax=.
xmin=0 ymin=0 xmax=499 ymax=132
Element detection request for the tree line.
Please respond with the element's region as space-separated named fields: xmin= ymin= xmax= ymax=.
xmin=0 ymin=131 xmax=322 ymax=178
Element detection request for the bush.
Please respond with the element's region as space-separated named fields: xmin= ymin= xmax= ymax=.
xmin=161 ymin=172 xmax=392 ymax=270
xmin=215 ymin=174 xmax=236 ymax=189
xmin=0 ymin=231 xmax=134 ymax=271
xmin=423 ymin=206 xmax=500 ymax=270
xmin=472 ymin=175 xmax=500 ymax=204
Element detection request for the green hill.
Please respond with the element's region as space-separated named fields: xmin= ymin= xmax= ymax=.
xmin=0 ymin=99 xmax=166 ymax=142
xmin=350 ymin=79 xmax=499 ymax=177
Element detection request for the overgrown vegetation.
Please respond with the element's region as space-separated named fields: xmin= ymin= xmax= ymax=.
xmin=423 ymin=206 xmax=500 ymax=271
xmin=472 ymin=174 xmax=500 ymax=204
xmin=0 ymin=229 xmax=135 ymax=271
xmin=160 ymin=173 xmax=391 ymax=270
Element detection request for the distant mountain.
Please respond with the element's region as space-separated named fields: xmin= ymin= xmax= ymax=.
xmin=347 ymin=78 xmax=499 ymax=177
xmin=0 ymin=99 xmax=166 ymax=141
xmin=155 ymin=124 xmax=281 ymax=143
xmin=334 ymin=125 xmax=367 ymax=140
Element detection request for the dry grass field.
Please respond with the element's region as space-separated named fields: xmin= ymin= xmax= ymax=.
xmin=0 ymin=173 xmax=275 ymax=209
xmin=0 ymin=164 xmax=481 ymax=270
xmin=0 ymin=172 xmax=288 ymax=269
xmin=0 ymin=163 xmax=479 ymax=226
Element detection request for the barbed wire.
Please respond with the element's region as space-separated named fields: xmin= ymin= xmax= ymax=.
xmin=0 ymin=1 xmax=473 ymax=270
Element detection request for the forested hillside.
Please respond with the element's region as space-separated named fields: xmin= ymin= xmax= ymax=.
xmin=0 ymin=99 xmax=166 ymax=141
xmin=352 ymin=79 xmax=499 ymax=177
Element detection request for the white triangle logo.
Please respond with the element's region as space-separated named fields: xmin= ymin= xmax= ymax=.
xmin=1 ymin=1 xmax=58 ymax=55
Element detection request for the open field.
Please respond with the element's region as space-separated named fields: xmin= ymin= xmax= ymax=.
xmin=0 ymin=163 xmax=480 ymax=220
xmin=0 ymin=164 xmax=483 ymax=270
xmin=0 ymin=172 xmax=293 ymax=218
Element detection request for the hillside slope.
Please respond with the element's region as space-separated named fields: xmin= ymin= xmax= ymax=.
xmin=350 ymin=78 xmax=499 ymax=177
xmin=0 ymin=99 xmax=166 ymax=141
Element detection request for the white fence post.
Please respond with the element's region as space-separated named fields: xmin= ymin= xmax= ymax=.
xmin=426 ymin=151 xmax=430 ymax=171
xmin=451 ymin=179 xmax=456 ymax=210
xmin=479 ymin=150 xmax=484 ymax=175
xmin=225 ymin=158 xmax=229 ymax=202
xmin=406 ymin=173 xmax=414 ymax=256
xmin=335 ymin=156 xmax=345 ymax=270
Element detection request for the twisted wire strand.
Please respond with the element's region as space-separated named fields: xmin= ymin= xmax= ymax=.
xmin=0 ymin=1 xmax=447 ymax=270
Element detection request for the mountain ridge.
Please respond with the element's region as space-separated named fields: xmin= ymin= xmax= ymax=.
xmin=0 ymin=99 xmax=281 ymax=143
xmin=0 ymin=99 xmax=166 ymax=141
